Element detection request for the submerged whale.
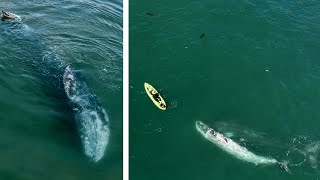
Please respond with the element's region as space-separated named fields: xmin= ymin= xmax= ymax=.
xmin=196 ymin=121 xmax=289 ymax=172
xmin=1 ymin=11 xmax=110 ymax=162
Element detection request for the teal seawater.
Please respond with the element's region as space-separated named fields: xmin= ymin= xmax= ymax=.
xmin=0 ymin=0 xmax=122 ymax=179
xmin=130 ymin=0 xmax=320 ymax=179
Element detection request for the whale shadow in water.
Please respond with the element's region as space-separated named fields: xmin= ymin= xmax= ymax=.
xmin=0 ymin=12 xmax=110 ymax=162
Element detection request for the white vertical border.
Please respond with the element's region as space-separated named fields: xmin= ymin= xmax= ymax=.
xmin=123 ymin=0 xmax=129 ymax=178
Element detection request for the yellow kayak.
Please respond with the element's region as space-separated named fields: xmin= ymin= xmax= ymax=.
xmin=144 ymin=82 xmax=167 ymax=110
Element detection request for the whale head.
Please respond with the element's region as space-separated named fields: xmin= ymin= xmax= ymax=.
xmin=195 ymin=121 xmax=211 ymax=136
xmin=63 ymin=66 xmax=110 ymax=162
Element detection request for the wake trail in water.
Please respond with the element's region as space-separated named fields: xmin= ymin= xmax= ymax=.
xmin=286 ymin=136 xmax=320 ymax=170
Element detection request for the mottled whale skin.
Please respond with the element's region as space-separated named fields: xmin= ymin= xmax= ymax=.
xmin=1 ymin=12 xmax=110 ymax=162
xmin=196 ymin=121 xmax=289 ymax=172
xmin=63 ymin=66 xmax=110 ymax=162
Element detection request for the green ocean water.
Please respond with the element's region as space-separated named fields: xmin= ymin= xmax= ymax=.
xmin=0 ymin=1 xmax=122 ymax=179
xmin=130 ymin=0 xmax=320 ymax=179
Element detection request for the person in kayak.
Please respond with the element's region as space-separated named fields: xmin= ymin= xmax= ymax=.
xmin=151 ymin=90 xmax=161 ymax=102
xmin=160 ymin=103 xmax=166 ymax=109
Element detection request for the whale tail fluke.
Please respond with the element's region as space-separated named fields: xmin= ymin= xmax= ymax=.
xmin=277 ymin=161 xmax=291 ymax=174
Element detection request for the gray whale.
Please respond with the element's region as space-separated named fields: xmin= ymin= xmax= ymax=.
xmin=196 ymin=121 xmax=290 ymax=172
xmin=1 ymin=12 xmax=110 ymax=162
